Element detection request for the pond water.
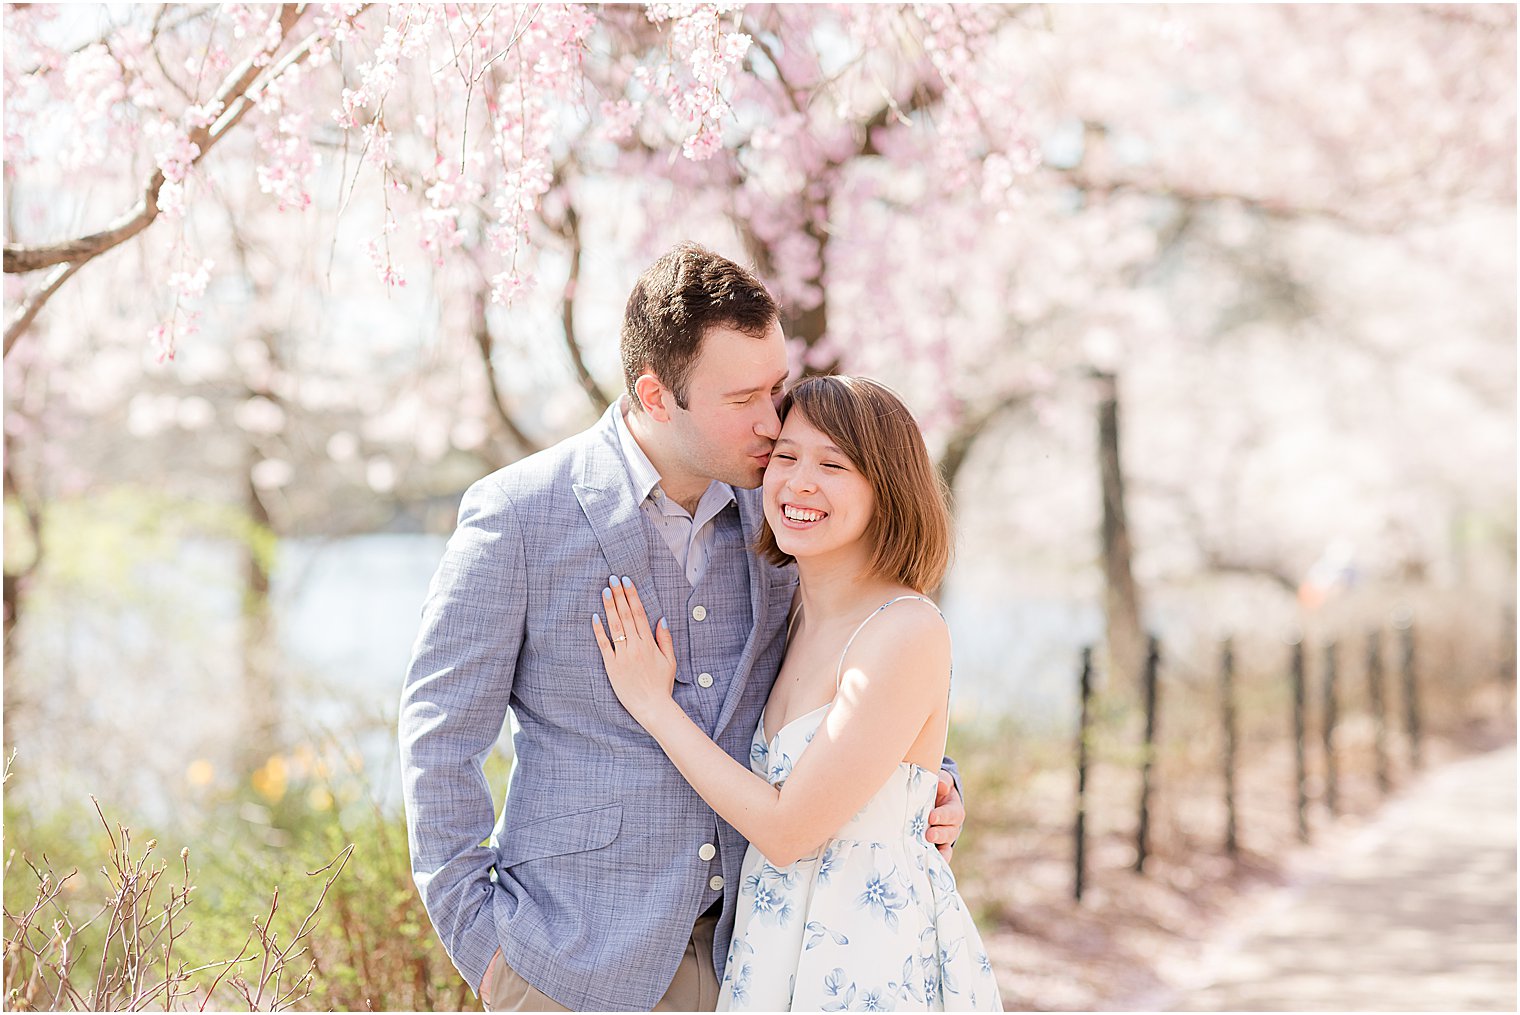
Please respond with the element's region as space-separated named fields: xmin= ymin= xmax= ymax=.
xmin=12 ymin=533 xmax=1102 ymax=825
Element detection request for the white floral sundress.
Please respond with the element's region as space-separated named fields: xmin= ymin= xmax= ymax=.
xmin=717 ymin=596 xmax=1003 ymax=1012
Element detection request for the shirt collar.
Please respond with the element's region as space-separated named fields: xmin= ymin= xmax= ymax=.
xmin=614 ymin=397 xmax=662 ymax=504
xmin=613 ymin=397 xmax=737 ymax=513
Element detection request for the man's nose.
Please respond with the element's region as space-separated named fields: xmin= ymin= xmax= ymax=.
xmin=755 ymin=398 xmax=781 ymax=440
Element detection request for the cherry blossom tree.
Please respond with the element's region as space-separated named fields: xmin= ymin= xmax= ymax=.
xmin=3 ymin=3 xmax=1513 ymax=760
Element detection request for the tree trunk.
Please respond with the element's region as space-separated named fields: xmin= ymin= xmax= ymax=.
xmin=2 ymin=433 xmax=41 ymax=766
xmin=3 ymin=568 xmax=21 ymax=763
xmin=239 ymin=451 xmax=281 ymax=777
xmin=1094 ymin=370 xmax=1145 ymax=688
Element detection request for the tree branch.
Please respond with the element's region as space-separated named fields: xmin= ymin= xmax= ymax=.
xmin=470 ymin=290 xmax=542 ymax=459
xmin=1 ymin=5 xmax=373 ymax=360
xmin=937 ymin=387 xmax=1030 ymax=497
xmin=4 ymin=5 xmax=313 ymax=276
xmin=4 ymin=260 xmax=84 ymax=357
xmin=553 ymin=199 xmax=610 ymax=413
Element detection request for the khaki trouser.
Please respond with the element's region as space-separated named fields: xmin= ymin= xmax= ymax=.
xmin=481 ymin=908 xmax=721 ymax=1012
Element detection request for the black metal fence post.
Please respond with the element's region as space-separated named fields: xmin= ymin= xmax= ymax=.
xmin=1502 ymin=601 xmax=1516 ymax=710
xmin=1291 ymin=637 xmax=1309 ymax=842
xmin=1135 ymin=635 xmax=1160 ymax=874
xmin=1367 ymin=629 xmax=1390 ymax=796
xmin=1323 ymin=641 xmax=1339 ymax=816
xmin=1221 ymin=638 xmax=1238 ymax=858
xmin=1075 ymin=646 xmax=1093 ymax=902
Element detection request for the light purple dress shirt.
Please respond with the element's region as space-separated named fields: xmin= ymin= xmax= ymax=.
xmin=614 ymin=397 xmax=738 ymax=587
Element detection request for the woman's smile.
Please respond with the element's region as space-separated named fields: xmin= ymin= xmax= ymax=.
xmin=780 ymin=503 xmax=828 ymax=528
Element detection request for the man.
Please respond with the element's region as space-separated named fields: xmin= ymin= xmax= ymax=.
xmin=399 ymin=243 xmax=965 ymax=1011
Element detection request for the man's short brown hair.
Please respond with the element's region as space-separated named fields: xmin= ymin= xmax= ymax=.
xmin=755 ymin=375 xmax=954 ymax=593
xmin=620 ymin=242 xmax=779 ymax=410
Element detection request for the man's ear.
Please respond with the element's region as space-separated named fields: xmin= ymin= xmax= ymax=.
xmin=634 ymin=372 xmax=674 ymax=423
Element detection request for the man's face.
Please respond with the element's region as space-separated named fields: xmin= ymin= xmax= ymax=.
xmin=665 ymin=320 xmax=789 ymax=490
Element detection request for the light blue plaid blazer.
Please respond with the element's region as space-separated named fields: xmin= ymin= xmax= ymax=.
xmin=399 ymin=403 xmax=798 ymax=1010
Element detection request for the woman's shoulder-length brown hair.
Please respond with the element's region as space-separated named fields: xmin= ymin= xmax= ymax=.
xmin=754 ymin=375 xmax=953 ymax=593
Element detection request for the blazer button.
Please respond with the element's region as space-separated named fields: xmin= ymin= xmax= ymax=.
xmin=709 ymin=875 xmax=725 ymax=891
xmin=692 ymin=605 xmax=708 ymax=621
xmin=699 ymin=843 xmax=716 ymax=861
xmin=697 ymin=672 xmax=714 ymax=688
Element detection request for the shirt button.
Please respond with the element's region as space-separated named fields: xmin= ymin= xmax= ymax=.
xmin=692 ymin=605 xmax=708 ymax=622
xmin=709 ymin=875 xmax=725 ymax=891
xmin=697 ymin=672 xmax=714 ymax=688
xmin=699 ymin=843 xmax=716 ymax=861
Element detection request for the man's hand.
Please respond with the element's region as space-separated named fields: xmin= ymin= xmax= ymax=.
xmin=927 ymin=768 xmax=965 ymax=862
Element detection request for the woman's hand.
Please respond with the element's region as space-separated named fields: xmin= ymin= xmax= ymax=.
xmin=592 ymin=575 xmax=678 ymax=724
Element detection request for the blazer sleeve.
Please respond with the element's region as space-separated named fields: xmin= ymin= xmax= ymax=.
xmin=398 ymin=476 xmax=527 ymax=992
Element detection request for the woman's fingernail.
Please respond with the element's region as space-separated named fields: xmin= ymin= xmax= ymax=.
xmin=621 ymin=576 xmax=633 ymax=588
xmin=659 ymin=617 xmax=668 ymax=630
xmin=602 ymin=587 xmax=612 ymax=599
xmin=609 ymin=574 xmax=619 ymax=586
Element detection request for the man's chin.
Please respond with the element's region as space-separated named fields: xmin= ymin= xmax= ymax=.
xmin=724 ymin=461 xmax=767 ymax=490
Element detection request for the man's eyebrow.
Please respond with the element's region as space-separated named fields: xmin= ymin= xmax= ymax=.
xmin=720 ymin=373 xmax=788 ymax=398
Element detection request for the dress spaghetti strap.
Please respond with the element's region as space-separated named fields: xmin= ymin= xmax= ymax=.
xmin=833 ymin=595 xmax=944 ymax=691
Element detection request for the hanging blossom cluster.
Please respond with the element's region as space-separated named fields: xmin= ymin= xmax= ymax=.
xmin=643 ymin=3 xmax=753 ymax=161
xmin=482 ymin=4 xmax=598 ymax=303
xmin=911 ymin=4 xmax=1040 ymax=217
xmin=3 ymin=10 xmax=158 ymax=176
xmin=321 ymin=4 xmax=757 ymax=302
xmin=6 ymin=3 xmax=767 ymax=361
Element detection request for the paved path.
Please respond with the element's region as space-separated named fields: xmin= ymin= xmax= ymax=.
xmin=1169 ymin=745 xmax=1517 ymax=1012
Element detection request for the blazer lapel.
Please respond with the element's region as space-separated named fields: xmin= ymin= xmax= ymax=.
xmin=572 ymin=407 xmax=666 ymax=634
xmin=712 ymin=489 xmax=776 ymax=739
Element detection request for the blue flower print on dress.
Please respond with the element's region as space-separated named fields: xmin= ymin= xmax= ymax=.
xmin=817 ymin=842 xmax=839 ymax=884
xmin=889 ymin=956 xmax=925 ymax=1006
xmin=936 ymin=940 xmax=963 ymax=998
xmin=761 ymin=859 xmax=799 ymax=890
xmin=749 ymin=738 xmax=769 ymax=772
xmin=924 ymin=861 xmax=964 ymax=918
xmin=748 ymin=878 xmax=795 ymax=926
xmin=767 ymin=749 xmax=794 ymax=784
xmin=858 ymin=871 xmax=908 ymax=931
xmin=724 ymin=933 xmax=754 ymax=968
xmin=820 ymin=968 xmax=856 ymax=1013
xmin=727 ymin=963 xmax=752 ymax=1005
xmin=907 ymin=806 xmax=928 ymax=841
xmin=804 ymin=920 xmax=850 ymax=951
xmin=922 ymin=968 xmax=942 ymax=1008
xmin=858 ymin=987 xmax=891 ymax=1011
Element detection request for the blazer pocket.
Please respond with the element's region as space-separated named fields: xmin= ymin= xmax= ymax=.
xmin=497 ymin=801 xmax=623 ymax=869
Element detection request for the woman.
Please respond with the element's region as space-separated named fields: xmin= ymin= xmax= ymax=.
xmin=592 ymin=375 xmax=1002 ymax=1011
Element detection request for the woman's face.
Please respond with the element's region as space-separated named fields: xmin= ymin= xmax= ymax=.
xmin=762 ymin=410 xmax=876 ymax=564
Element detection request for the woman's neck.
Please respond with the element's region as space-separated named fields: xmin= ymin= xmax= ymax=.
xmin=792 ymin=552 xmax=905 ymax=627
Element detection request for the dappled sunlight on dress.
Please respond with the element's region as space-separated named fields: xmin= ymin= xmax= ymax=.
xmin=716 ymin=599 xmax=1003 ymax=1012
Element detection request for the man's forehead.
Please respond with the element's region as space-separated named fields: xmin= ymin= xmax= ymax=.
xmin=693 ymin=325 xmax=788 ymax=385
